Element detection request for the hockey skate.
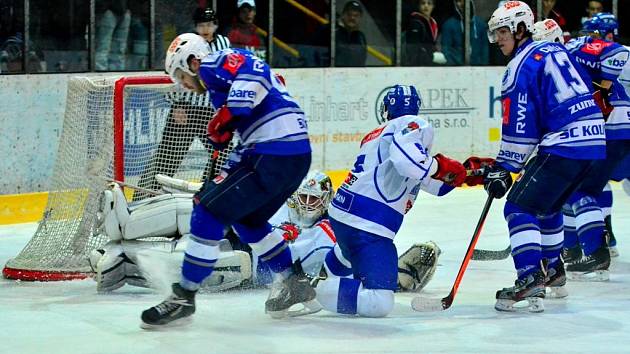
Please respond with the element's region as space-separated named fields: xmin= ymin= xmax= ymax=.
xmin=605 ymin=216 xmax=619 ymax=257
xmin=140 ymin=283 xmax=196 ymax=329
xmin=495 ymin=270 xmax=546 ymax=313
xmin=561 ymin=245 xmax=582 ymax=265
xmin=265 ymin=260 xmax=321 ymax=319
xmin=545 ymin=260 xmax=568 ymax=299
xmin=566 ymin=244 xmax=610 ymax=282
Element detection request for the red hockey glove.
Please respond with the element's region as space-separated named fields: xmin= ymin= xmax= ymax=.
xmin=593 ymin=89 xmax=613 ymax=120
xmin=279 ymin=222 xmax=300 ymax=242
xmin=432 ymin=154 xmax=467 ymax=187
xmin=207 ymin=106 xmax=235 ymax=150
xmin=463 ymin=156 xmax=495 ymax=186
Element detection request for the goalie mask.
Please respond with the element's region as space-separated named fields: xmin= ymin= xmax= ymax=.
xmin=287 ymin=171 xmax=333 ymax=228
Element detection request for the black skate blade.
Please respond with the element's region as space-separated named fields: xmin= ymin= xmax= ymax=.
xmin=140 ymin=316 xmax=193 ymax=330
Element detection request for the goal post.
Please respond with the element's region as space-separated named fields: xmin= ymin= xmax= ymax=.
xmin=3 ymin=75 xmax=228 ymax=281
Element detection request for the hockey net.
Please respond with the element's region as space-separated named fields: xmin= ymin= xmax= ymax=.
xmin=3 ymin=75 xmax=232 ymax=281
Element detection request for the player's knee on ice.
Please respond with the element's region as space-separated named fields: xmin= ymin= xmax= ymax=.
xmin=317 ymin=277 xmax=394 ymax=317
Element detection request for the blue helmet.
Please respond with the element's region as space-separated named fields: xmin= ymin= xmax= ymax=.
xmin=581 ymin=12 xmax=619 ymax=39
xmin=380 ymin=85 xmax=421 ymax=121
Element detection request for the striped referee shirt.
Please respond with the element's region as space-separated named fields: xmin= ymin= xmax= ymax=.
xmin=167 ymin=34 xmax=231 ymax=108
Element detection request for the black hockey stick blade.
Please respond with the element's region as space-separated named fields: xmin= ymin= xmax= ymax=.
xmin=472 ymin=245 xmax=511 ymax=261
xmin=411 ymin=195 xmax=494 ymax=312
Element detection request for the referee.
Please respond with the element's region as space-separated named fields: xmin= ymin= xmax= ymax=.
xmin=134 ymin=7 xmax=231 ymax=200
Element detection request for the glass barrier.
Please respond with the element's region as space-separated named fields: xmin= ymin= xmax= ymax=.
xmin=272 ymin=0 xmax=330 ymax=68
xmin=153 ymin=0 xmax=199 ymax=70
xmin=29 ymin=0 xmax=89 ymax=72
xmin=217 ymin=0 xmax=268 ymax=62
xmin=0 ymin=0 xmax=25 ymax=73
xmin=95 ymin=0 xmax=150 ymax=71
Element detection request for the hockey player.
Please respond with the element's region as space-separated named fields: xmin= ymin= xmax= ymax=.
xmin=485 ymin=1 xmax=606 ymax=312
xmin=134 ymin=7 xmax=231 ymax=201
xmin=560 ymin=13 xmax=630 ymax=279
xmin=93 ymin=172 xmax=441 ymax=294
xmin=313 ymin=84 xmax=468 ymax=318
xmin=140 ymin=34 xmax=313 ymax=328
xmin=533 ymin=18 xmax=622 ymax=263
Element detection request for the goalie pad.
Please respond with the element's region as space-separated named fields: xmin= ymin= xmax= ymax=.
xmin=91 ymin=238 xmax=252 ymax=293
xmin=397 ymin=241 xmax=441 ymax=292
xmin=123 ymin=194 xmax=193 ymax=240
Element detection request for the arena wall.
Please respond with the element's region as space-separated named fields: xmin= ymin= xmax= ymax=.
xmin=0 ymin=67 xmax=505 ymax=223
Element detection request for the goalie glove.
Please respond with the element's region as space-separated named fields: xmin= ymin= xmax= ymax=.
xmin=207 ymin=105 xmax=236 ymax=150
xmin=432 ymin=153 xmax=467 ymax=187
xmin=463 ymin=156 xmax=495 ymax=187
xmin=397 ymin=241 xmax=441 ymax=292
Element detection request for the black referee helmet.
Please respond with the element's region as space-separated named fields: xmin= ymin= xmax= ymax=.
xmin=193 ymin=7 xmax=217 ymax=25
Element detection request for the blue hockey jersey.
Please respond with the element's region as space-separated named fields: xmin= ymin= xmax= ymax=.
xmin=198 ymin=48 xmax=310 ymax=155
xmin=328 ymin=115 xmax=452 ymax=239
xmin=497 ymin=39 xmax=606 ymax=173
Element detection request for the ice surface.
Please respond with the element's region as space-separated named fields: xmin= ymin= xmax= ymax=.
xmin=2 ymin=187 xmax=630 ymax=354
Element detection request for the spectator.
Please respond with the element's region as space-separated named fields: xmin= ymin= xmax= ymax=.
xmin=402 ymin=0 xmax=446 ymax=66
xmin=224 ymin=0 xmax=266 ymax=60
xmin=440 ymin=0 xmax=488 ymax=65
xmin=95 ymin=0 xmax=131 ymax=70
xmin=542 ymin=0 xmax=566 ymax=28
xmin=0 ymin=32 xmax=44 ymax=73
xmin=335 ymin=0 xmax=367 ymax=67
xmin=582 ymin=0 xmax=604 ymax=24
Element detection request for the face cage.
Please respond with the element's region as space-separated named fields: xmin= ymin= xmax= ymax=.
xmin=287 ymin=194 xmax=327 ymax=227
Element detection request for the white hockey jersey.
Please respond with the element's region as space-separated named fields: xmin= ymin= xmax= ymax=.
xmin=329 ymin=115 xmax=446 ymax=239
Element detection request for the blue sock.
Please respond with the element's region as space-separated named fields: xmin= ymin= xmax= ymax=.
xmin=234 ymin=223 xmax=293 ymax=274
xmin=562 ymin=203 xmax=579 ymax=249
xmin=505 ymin=202 xmax=542 ymax=278
xmin=568 ymin=194 xmax=605 ymax=256
xmin=540 ymin=212 xmax=563 ymax=268
xmin=597 ymin=183 xmax=613 ymax=218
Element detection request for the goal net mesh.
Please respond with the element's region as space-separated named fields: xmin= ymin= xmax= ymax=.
xmin=3 ymin=75 xmax=232 ymax=280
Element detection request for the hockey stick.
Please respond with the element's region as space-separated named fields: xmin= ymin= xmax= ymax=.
xmin=105 ymin=178 xmax=166 ymax=196
xmin=472 ymin=245 xmax=511 ymax=261
xmin=411 ymin=195 xmax=493 ymax=312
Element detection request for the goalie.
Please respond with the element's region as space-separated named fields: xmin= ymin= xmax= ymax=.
xmin=90 ymin=171 xmax=441 ymax=295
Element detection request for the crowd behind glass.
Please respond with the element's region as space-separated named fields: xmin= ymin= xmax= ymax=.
xmin=0 ymin=0 xmax=628 ymax=74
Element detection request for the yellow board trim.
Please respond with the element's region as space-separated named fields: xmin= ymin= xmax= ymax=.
xmin=0 ymin=192 xmax=48 ymax=225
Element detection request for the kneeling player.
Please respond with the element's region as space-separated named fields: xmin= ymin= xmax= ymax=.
xmin=313 ymin=84 xmax=468 ymax=318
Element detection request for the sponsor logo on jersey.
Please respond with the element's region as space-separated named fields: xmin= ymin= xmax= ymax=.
xmin=498 ymin=150 xmax=528 ymax=162
xmin=606 ymin=58 xmax=627 ymax=68
xmin=533 ymin=53 xmax=543 ymax=61
xmin=401 ymin=121 xmax=420 ymax=135
xmin=229 ymin=89 xmax=256 ymax=99
xmin=558 ymin=123 xmax=605 ymax=140
xmin=575 ymin=56 xmax=599 ymax=69
xmin=581 ymin=40 xmax=613 ymax=56
xmin=343 ymin=172 xmax=358 ymax=187
xmin=222 ymin=53 xmax=245 ymax=75
xmin=361 ymin=126 xmax=385 ymax=146
xmin=502 ymin=97 xmax=511 ymax=125
xmin=569 ymin=99 xmax=597 ymax=114
xmin=516 ymin=93 xmax=527 ymax=134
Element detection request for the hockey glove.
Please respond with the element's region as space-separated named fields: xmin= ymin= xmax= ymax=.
xmin=463 ymin=156 xmax=495 ymax=186
xmin=207 ymin=106 xmax=236 ymax=150
xmin=483 ymin=164 xmax=512 ymax=199
xmin=593 ymin=89 xmax=613 ymax=120
xmin=432 ymin=153 xmax=467 ymax=187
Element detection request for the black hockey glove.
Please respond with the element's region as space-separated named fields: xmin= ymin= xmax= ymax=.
xmin=483 ymin=164 xmax=512 ymax=199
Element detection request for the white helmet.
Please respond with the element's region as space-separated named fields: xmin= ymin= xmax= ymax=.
xmin=164 ymin=33 xmax=210 ymax=83
xmin=287 ymin=171 xmax=334 ymax=228
xmin=533 ymin=19 xmax=565 ymax=44
xmin=487 ymin=1 xmax=535 ymax=43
